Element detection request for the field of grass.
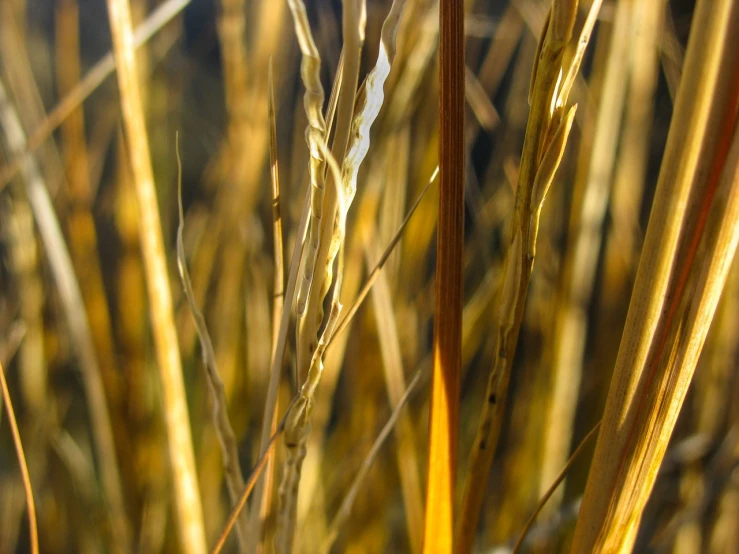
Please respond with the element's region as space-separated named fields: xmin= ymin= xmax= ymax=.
xmin=0 ymin=0 xmax=737 ymax=552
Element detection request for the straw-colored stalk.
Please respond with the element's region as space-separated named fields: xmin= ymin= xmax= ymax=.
xmin=0 ymin=353 xmax=38 ymax=554
xmin=570 ymin=0 xmax=739 ymax=550
xmin=276 ymin=0 xmax=406 ymax=550
xmin=268 ymin=0 xmax=331 ymax=549
xmin=321 ymin=368 xmax=423 ymax=554
xmin=672 ymin=250 xmax=739 ymax=551
xmin=212 ymin=431 xmax=282 ymax=554
xmin=175 ymin=142 xmax=247 ymax=550
xmin=456 ymin=1 xmax=599 ymax=551
xmin=0 ymin=0 xmax=190 ymax=194
xmin=538 ymin=0 xmax=634 ymax=506
xmin=0 ymin=77 xmax=131 ymax=551
xmin=257 ymin=54 xmax=345 ymax=547
xmin=365 ymin=236 xmax=424 ymax=553
xmin=601 ymin=0 xmax=663 ymax=311
xmin=105 ymin=0 xmax=206 ymax=551
xmin=295 ymin=148 xmax=376 ymax=545
xmin=248 ymin=58 xmax=287 ymax=553
xmin=115 ymin=132 xmax=169 ymax=553
xmin=4 ymin=190 xmax=45 ymax=413
xmin=295 ymin=0 xmax=363 ymax=388
xmin=422 ymin=0 xmax=464 ymax=551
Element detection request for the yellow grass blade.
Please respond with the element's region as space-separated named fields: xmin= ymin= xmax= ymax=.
xmin=571 ymin=0 xmax=739 ymax=549
xmin=106 ymin=0 xmax=206 ymax=550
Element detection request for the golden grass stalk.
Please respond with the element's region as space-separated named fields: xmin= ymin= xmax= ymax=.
xmin=512 ymin=421 xmax=601 ymax=554
xmin=114 ymin=130 xmax=166 ymax=551
xmin=456 ymin=2 xmax=601 ymax=551
xmin=290 ymin=0 xmax=329 ymax=334
xmin=251 ymin=188 xmax=310 ymax=549
xmin=331 ymin=167 xmax=438 ymax=346
xmin=570 ymin=0 xmax=739 ymax=549
xmin=268 ymin=57 xmax=285 ymax=458
xmin=365 ymin=235 xmax=424 ymax=552
xmin=538 ymin=0 xmax=633 ymax=505
xmin=601 ymin=0 xmax=663 ymax=311
xmin=277 ymin=1 xmax=405 ymax=550
xmin=422 ymin=0 xmax=464 ymax=552
xmin=322 ymin=368 xmax=423 ymax=554
xmin=295 ymin=0 xmax=364 ymax=388
xmin=0 ymin=0 xmax=190 ymax=193
xmin=175 ymin=138 xmax=247 ymax=550
xmin=0 ymin=346 xmax=38 ymax=554
xmin=249 ymin=7 xmax=334 ymax=538
xmin=248 ymin=58 xmax=287 ymax=553
xmin=251 ymin=64 xmax=343 ymax=528
xmin=0 ymin=76 xmax=131 ymax=551
xmin=105 ymin=0 xmax=205 ymax=551
xmin=212 ymin=427 xmax=284 ymax=554
xmin=289 ymin=63 xmax=351 ymax=539
xmin=275 ymin=142 xmax=344 ymax=554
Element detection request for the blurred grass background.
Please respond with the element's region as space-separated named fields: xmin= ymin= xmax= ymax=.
xmin=0 ymin=0 xmax=737 ymax=553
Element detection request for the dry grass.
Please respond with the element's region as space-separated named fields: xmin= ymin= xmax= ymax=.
xmin=106 ymin=0 xmax=205 ymax=550
xmin=0 ymin=1 xmax=737 ymax=553
xmin=0 ymin=325 xmax=38 ymax=554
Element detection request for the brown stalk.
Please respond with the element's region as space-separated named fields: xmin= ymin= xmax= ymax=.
xmin=422 ymin=0 xmax=464 ymax=552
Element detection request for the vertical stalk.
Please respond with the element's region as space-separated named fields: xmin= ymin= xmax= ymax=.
xmin=105 ymin=0 xmax=206 ymax=551
xmin=456 ymin=1 xmax=593 ymax=551
xmin=570 ymin=0 xmax=739 ymax=550
xmin=422 ymin=0 xmax=464 ymax=551
xmin=538 ymin=0 xmax=633 ymax=507
xmin=0 ymin=76 xmax=132 ymax=552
